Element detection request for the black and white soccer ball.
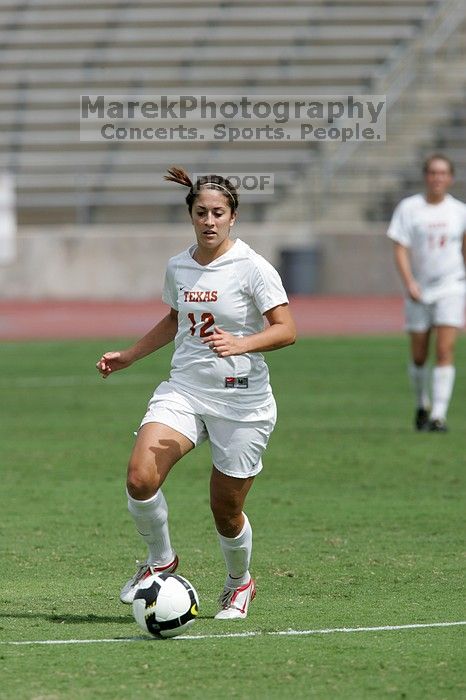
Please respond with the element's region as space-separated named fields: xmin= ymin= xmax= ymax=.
xmin=132 ymin=572 xmax=199 ymax=639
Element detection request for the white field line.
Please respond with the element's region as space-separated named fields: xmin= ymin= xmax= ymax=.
xmin=2 ymin=621 xmax=465 ymax=646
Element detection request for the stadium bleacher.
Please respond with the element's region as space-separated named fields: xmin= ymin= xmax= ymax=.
xmin=1 ymin=0 xmax=462 ymax=225
xmin=314 ymin=9 xmax=466 ymax=224
xmin=369 ymin=107 xmax=466 ymax=221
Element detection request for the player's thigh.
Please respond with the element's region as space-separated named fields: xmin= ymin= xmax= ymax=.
xmin=127 ymin=422 xmax=195 ymax=494
xmin=129 ymin=385 xmax=209 ymax=495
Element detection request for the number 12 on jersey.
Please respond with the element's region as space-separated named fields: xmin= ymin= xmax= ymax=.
xmin=188 ymin=312 xmax=215 ymax=337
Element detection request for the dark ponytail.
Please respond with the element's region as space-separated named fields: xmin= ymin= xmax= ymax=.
xmin=164 ymin=166 xmax=193 ymax=189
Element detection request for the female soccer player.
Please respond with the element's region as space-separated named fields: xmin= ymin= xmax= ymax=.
xmin=387 ymin=154 xmax=466 ymax=431
xmin=96 ymin=167 xmax=296 ymax=619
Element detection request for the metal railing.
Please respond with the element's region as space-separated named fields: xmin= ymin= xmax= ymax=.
xmin=319 ymin=0 xmax=466 ymax=198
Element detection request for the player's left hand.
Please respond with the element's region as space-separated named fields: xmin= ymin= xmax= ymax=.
xmin=202 ymin=326 xmax=247 ymax=357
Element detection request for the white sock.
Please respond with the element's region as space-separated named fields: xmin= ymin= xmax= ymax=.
xmin=408 ymin=363 xmax=430 ymax=409
xmin=217 ymin=513 xmax=252 ymax=588
xmin=126 ymin=489 xmax=175 ymax=566
xmin=431 ymin=365 xmax=455 ymax=421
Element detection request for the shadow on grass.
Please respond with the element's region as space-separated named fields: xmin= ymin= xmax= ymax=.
xmin=0 ymin=611 xmax=133 ymax=624
xmin=0 ymin=611 xmax=215 ymax=624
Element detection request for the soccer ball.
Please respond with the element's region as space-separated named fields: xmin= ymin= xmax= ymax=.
xmin=132 ymin=572 xmax=199 ymax=639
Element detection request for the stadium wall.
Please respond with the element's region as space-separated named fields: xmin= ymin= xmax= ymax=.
xmin=0 ymin=223 xmax=401 ymax=299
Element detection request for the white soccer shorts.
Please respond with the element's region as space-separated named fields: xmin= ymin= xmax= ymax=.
xmin=405 ymin=293 xmax=465 ymax=332
xmin=139 ymin=382 xmax=277 ymax=478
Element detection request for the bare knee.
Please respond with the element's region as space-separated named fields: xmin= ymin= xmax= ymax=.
xmin=210 ymin=468 xmax=254 ymax=536
xmin=412 ymin=346 xmax=428 ymax=366
xmin=410 ymin=332 xmax=430 ymax=366
xmin=436 ymin=348 xmax=454 ymax=366
xmin=210 ymin=494 xmax=244 ymax=537
xmin=126 ymin=458 xmax=159 ymax=500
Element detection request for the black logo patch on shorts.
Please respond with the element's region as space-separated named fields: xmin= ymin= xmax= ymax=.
xmin=225 ymin=377 xmax=249 ymax=389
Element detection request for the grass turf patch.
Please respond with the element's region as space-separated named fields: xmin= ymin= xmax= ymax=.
xmin=0 ymin=336 xmax=465 ymax=699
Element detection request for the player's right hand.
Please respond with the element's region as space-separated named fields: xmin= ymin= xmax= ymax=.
xmin=407 ymin=280 xmax=422 ymax=302
xmin=96 ymin=351 xmax=133 ymax=378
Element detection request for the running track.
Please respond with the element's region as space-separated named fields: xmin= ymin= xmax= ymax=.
xmin=0 ymin=297 xmax=404 ymax=340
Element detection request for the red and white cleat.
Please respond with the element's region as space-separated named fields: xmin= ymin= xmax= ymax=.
xmin=214 ymin=578 xmax=256 ymax=620
xmin=119 ymin=554 xmax=179 ymax=604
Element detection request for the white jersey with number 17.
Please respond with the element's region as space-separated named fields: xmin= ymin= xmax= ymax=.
xmin=387 ymin=193 xmax=466 ymax=304
xmin=161 ymin=238 xmax=289 ymax=411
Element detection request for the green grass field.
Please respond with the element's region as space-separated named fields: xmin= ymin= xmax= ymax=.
xmin=1 ymin=336 xmax=465 ymax=699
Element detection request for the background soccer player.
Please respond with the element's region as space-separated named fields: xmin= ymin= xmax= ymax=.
xmin=96 ymin=168 xmax=296 ymax=618
xmin=387 ymin=154 xmax=466 ymax=431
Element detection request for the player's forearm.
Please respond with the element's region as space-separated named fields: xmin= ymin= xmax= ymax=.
xmin=242 ymin=322 xmax=296 ymax=353
xmin=127 ymin=312 xmax=178 ymax=362
xmin=394 ymin=243 xmax=415 ymax=288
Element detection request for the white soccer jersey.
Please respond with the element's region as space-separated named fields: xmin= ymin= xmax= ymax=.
xmin=161 ymin=238 xmax=289 ymax=410
xmin=387 ymin=193 xmax=466 ymax=303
